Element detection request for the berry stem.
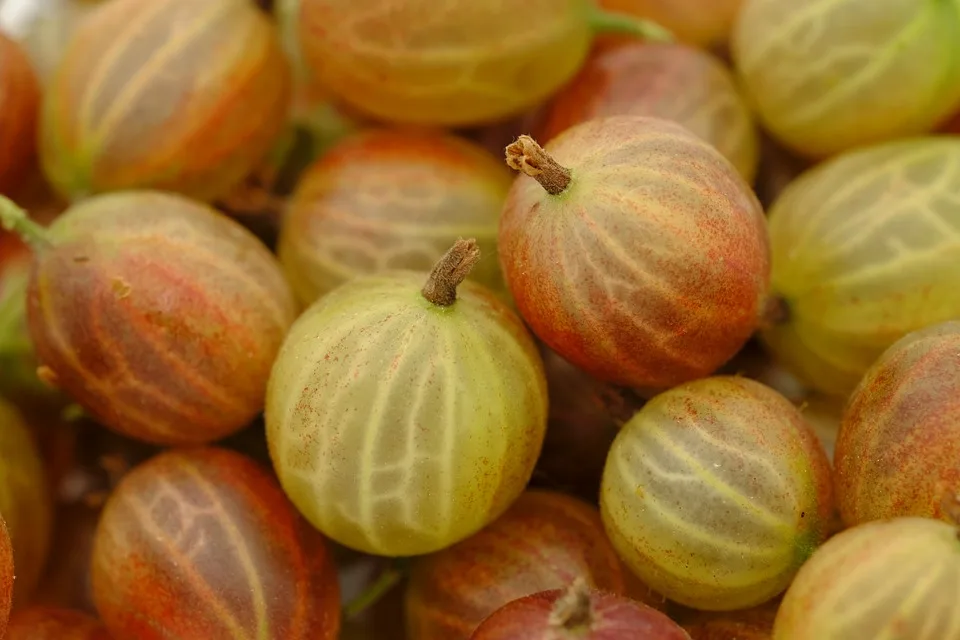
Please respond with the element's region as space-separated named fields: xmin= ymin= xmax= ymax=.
xmin=549 ymin=577 xmax=595 ymax=631
xmin=587 ymin=8 xmax=674 ymax=43
xmin=343 ymin=558 xmax=411 ymax=619
xmin=421 ymin=238 xmax=482 ymax=307
xmin=759 ymin=295 xmax=790 ymax=329
xmin=506 ymin=136 xmax=572 ymax=196
xmin=940 ymin=490 xmax=960 ymax=541
xmin=0 ymin=195 xmax=52 ymax=250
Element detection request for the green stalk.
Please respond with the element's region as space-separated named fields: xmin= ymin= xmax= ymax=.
xmin=0 ymin=196 xmax=52 ymax=251
xmin=587 ymin=7 xmax=674 ymax=43
xmin=343 ymin=558 xmax=411 ymax=619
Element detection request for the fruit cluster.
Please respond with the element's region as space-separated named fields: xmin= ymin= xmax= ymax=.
xmin=0 ymin=0 xmax=959 ymax=638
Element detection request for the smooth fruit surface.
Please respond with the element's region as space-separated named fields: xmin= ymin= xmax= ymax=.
xmin=834 ymin=321 xmax=960 ymax=525
xmin=295 ymin=0 xmax=594 ymax=126
xmin=40 ymin=0 xmax=291 ymax=202
xmin=91 ymin=447 xmax=341 ymax=640
xmin=732 ymin=0 xmax=960 ymax=158
xmin=499 ymin=116 xmax=769 ymax=393
xmin=0 ymin=517 xmax=12 ymax=637
xmin=0 ymin=31 xmax=41 ymax=196
xmin=773 ymin=517 xmax=960 ymax=639
xmin=278 ymin=129 xmax=512 ymax=306
xmin=405 ymin=490 xmax=654 ymax=640
xmin=26 ymin=190 xmax=298 ymax=446
xmin=760 ymin=137 xmax=960 ymax=397
xmin=266 ymin=268 xmax=548 ymax=556
xmin=600 ymin=0 xmax=742 ymax=47
xmin=6 ymin=606 xmax=111 ymax=640
xmin=600 ymin=376 xmax=833 ymax=611
xmin=540 ymin=42 xmax=758 ymax=182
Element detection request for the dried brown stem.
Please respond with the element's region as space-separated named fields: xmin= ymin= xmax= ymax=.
xmin=759 ymin=295 xmax=790 ymax=329
xmin=506 ymin=135 xmax=572 ymax=196
xmin=549 ymin=577 xmax=594 ymax=631
xmin=421 ymin=238 xmax=482 ymax=307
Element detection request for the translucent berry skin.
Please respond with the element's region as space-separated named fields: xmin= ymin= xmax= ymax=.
xmin=405 ymin=490 xmax=660 ymax=640
xmin=278 ymin=129 xmax=512 ymax=306
xmin=541 ymin=43 xmax=757 ymax=182
xmin=266 ymin=272 xmax=548 ymax=557
xmin=835 ymin=321 xmax=960 ymax=526
xmin=0 ymin=32 xmax=41 ymax=197
xmin=760 ymin=137 xmax=960 ymax=398
xmin=0 ymin=517 xmax=12 ymax=636
xmin=499 ymin=116 xmax=769 ymax=393
xmin=294 ymin=0 xmax=594 ymax=126
xmin=773 ymin=518 xmax=960 ymax=639
xmin=599 ymin=0 xmax=743 ymax=47
xmin=25 ymin=191 xmax=298 ymax=446
xmin=469 ymin=587 xmax=692 ymax=640
xmin=40 ymin=0 xmax=291 ymax=203
xmin=91 ymin=447 xmax=341 ymax=640
xmin=732 ymin=0 xmax=960 ymax=159
xmin=6 ymin=607 xmax=111 ymax=640
xmin=0 ymin=398 xmax=52 ymax=606
xmin=600 ymin=376 xmax=833 ymax=611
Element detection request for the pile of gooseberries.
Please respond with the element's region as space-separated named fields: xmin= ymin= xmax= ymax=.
xmin=1 ymin=0 xmax=959 ymax=638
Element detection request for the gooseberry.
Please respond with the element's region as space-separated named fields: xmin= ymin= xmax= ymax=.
xmin=599 ymin=0 xmax=743 ymax=48
xmin=40 ymin=0 xmax=292 ymax=202
xmin=600 ymin=376 xmax=833 ymax=611
xmin=91 ymin=446 xmax=341 ymax=640
xmin=266 ymin=239 xmax=549 ymax=556
xmin=0 ymin=516 xmax=12 ymax=636
xmin=834 ymin=321 xmax=960 ymax=525
xmin=0 ymin=191 xmax=298 ymax=446
xmin=5 ymin=606 xmax=110 ymax=640
xmin=0 ymin=31 xmax=41 ymax=197
xmin=278 ymin=129 xmax=512 ymax=306
xmin=499 ymin=116 xmax=770 ymax=393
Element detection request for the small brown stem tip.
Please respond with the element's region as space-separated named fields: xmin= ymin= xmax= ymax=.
xmin=549 ymin=577 xmax=594 ymax=631
xmin=940 ymin=490 xmax=960 ymax=539
xmin=505 ymin=135 xmax=572 ymax=196
xmin=759 ymin=295 xmax=790 ymax=329
xmin=421 ymin=238 xmax=482 ymax=307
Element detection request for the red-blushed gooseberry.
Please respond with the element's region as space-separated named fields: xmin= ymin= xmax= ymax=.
xmin=600 ymin=376 xmax=834 ymax=611
xmin=0 ymin=515 xmax=12 ymax=636
xmin=773 ymin=517 xmax=960 ymax=639
xmin=732 ymin=0 xmax=960 ymax=159
xmin=599 ymin=0 xmax=743 ymax=48
xmin=266 ymin=239 xmax=549 ymax=557
xmin=277 ymin=128 xmax=513 ymax=306
xmin=90 ymin=446 xmax=341 ymax=640
xmin=834 ymin=321 xmax=960 ymax=526
xmin=0 ymin=31 xmax=41 ymax=197
xmin=0 ymin=397 xmax=52 ymax=607
xmin=405 ymin=489 xmax=665 ymax=640
xmin=292 ymin=0 xmax=671 ymax=127
xmin=5 ymin=606 xmax=111 ymax=640
xmin=499 ymin=116 xmax=770 ymax=394
xmin=539 ymin=42 xmax=758 ymax=182
xmin=680 ymin=601 xmax=778 ymax=639
xmin=39 ymin=0 xmax=292 ymax=203
xmin=469 ymin=578 xmax=691 ymax=640
xmin=0 ymin=190 xmax=298 ymax=446
xmin=760 ymin=137 xmax=960 ymax=398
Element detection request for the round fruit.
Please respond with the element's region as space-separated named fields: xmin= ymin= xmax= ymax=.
xmin=278 ymin=129 xmax=512 ymax=306
xmin=835 ymin=321 xmax=960 ymax=526
xmin=600 ymin=376 xmax=834 ymax=611
xmin=91 ymin=447 xmax=341 ymax=640
xmin=773 ymin=517 xmax=960 ymax=639
xmin=293 ymin=0 xmax=670 ymax=127
xmin=681 ymin=602 xmax=778 ymax=640
xmin=599 ymin=0 xmax=743 ymax=47
xmin=0 ymin=190 xmax=297 ymax=446
xmin=6 ymin=606 xmax=110 ymax=640
xmin=0 ymin=397 xmax=53 ymax=605
xmin=266 ymin=239 xmax=548 ymax=557
xmin=40 ymin=0 xmax=292 ymax=202
xmin=405 ymin=489 xmax=661 ymax=640
xmin=499 ymin=117 xmax=770 ymax=393
xmin=0 ymin=31 xmax=41 ymax=197
xmin=732 ymin=0 xmax=960 ymax=159
xmin=760 ymin=137 xmax=960 ymax=397
xmin=539 ymin=42 xmax=759 ymax=182
xmin=0 ymin=516 xmax=12 ymax=636
xmin=469 ymin=578 xmax=691 ymax=640
xmin=10 ymin=0 xmax=108 ymax=84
